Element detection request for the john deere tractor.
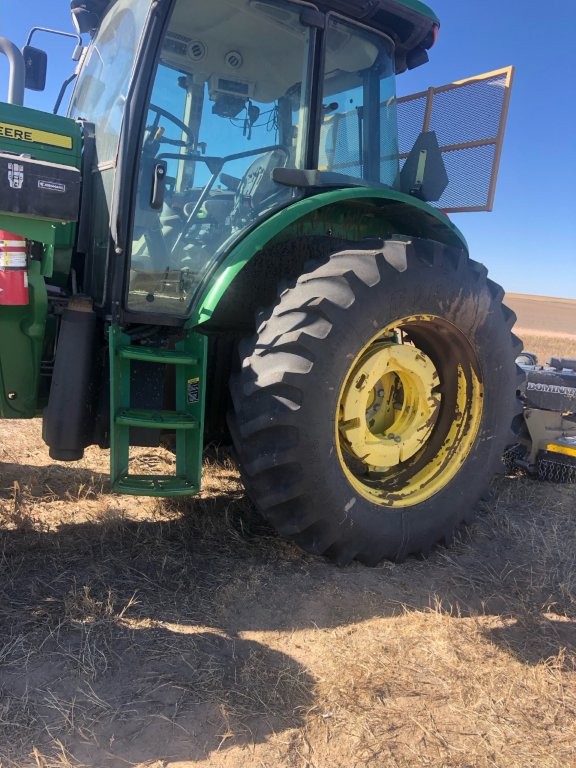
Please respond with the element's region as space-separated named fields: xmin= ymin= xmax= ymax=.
xmin=0 ymin=0 xmax=518 ymax=564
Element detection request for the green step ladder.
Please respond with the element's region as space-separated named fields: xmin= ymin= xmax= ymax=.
xmin=109 ymin=324 xmax=207 ymax=496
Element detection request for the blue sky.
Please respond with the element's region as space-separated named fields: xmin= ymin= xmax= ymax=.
xmin=2 ymin=0 xmax=575 ymax=298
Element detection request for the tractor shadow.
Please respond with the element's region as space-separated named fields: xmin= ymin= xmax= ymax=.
xmin=0 ymin=460 xmax=110 ymax=501
xmin=0 ymin=622 xmax=314 ymax=766
xmin=0 ymin=463 xmax=575 ymax=764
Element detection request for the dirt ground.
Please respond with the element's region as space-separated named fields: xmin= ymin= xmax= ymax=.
xmin=1 ymin=306 xmax=575 ymax=768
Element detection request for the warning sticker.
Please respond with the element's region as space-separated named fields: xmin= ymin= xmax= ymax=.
xmin=187 ymin=377 xmax=200 ymax=404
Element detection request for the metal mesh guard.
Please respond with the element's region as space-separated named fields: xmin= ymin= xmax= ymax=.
xmin=397 ymin=67 xmax=514 ymax=213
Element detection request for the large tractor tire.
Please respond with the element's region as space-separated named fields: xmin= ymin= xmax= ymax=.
xmin=228 ymin=237 xmax=521 ymax=564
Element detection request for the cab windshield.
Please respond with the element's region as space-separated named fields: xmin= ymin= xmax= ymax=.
xmin=128 ymin=0 xmax=312 ymax=315
xmin=75 ymin=0 xmax=399 ymax=318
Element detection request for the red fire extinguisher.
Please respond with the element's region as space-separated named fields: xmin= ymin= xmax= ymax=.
xmin=0 ymin=229 xmax=29 ymax=306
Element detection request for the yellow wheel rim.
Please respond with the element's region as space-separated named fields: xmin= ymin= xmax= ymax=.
xmin=335 ymin=315 xmax=484 ymax=507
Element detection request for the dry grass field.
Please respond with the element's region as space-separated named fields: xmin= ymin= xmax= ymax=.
xmin=505 ymin=293 xmax=576 ymax=363
xmin=1 ymin=293 xmax=575 ymax=768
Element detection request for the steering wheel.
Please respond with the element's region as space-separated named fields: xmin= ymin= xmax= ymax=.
xmin=148 ymin=103 xmax=195 ymax=148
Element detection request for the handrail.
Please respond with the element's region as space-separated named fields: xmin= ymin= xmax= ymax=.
xmin=0 ymin=36 xmax=25 ymax=105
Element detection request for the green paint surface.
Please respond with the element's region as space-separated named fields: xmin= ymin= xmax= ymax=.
xmin=189 ymin=188 xmax=466 ymax=327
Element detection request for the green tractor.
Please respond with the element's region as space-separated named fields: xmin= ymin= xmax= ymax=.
xmin=0 ymin=0 xmax=518 ymax=564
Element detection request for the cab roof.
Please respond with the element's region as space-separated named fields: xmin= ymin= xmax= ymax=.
xmin=85 ymin=0 xmax=439 ymax=74
xmin=313 ymin=0 xmax=440 ymax=73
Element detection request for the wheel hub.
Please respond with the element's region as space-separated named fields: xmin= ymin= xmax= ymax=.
xmin=339 ymin=342 xmax=441 ymax=469
xmin=335 ymin=316 xmax=484 ymax=508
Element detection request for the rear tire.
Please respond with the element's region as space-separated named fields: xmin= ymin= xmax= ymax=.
xmin=228 ymin=237 xmax=521 ymax=564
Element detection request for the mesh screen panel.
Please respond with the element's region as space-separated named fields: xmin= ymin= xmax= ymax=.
xmin=396 ymin=93 xmax=427 ymax=156
xmin=396 ymin=67 xmax=513 ymax=212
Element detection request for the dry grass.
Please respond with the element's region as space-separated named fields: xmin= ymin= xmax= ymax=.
xmin=506 ymin=294 xmax=576 ymax=337
xmin=506 ymin=292 xmax=576 ymax=364
xmin=1 ymin=326 xmax=576 ymax=766
xmin=515 ymin=330 xmax=576 ymax=366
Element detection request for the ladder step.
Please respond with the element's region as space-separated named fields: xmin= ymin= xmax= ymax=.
xmin=113 ymin=474 xmax=200 ymax=497
xmin=108 ymin=324 xmax=207 ymax=498
xmin=115 ymin=408 xmax=199 ymax=430
xmin=118 ymin=346 xmax=199 ymax=365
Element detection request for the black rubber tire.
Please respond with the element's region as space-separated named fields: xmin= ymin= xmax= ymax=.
xmin=228 ymin=238 xmax=522 ymax=565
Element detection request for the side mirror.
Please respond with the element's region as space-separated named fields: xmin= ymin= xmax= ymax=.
xmin=22 ymin=45 xmax=47 ymax=91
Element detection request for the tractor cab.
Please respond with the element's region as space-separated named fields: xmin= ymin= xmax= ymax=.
xmin=67 ymin=0 xmax=430 ymax=320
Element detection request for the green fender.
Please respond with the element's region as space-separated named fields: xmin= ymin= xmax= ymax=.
xmin=187 ymin=187 xmax=468 ymax=328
